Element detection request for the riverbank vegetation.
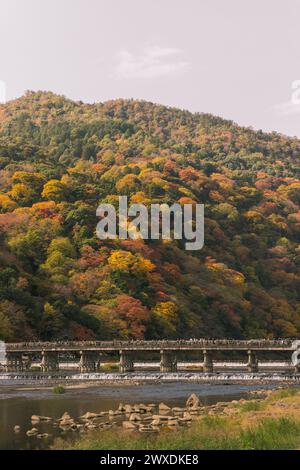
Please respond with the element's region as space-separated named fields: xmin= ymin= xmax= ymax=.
xmin=52 ymin=385 xmax=66 ymax=394
xmin=54 ymin=388 xmax=300 ymax=450
xmin=0 ymin=92 xmax=300 ymax=341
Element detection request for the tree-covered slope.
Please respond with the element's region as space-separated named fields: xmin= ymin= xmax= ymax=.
xmin=0 ymin=90 xmax=299 ymax=341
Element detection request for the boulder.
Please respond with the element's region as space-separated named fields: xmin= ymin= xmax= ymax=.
xmin=137 ymin=404 xmax=150 ymax=413
xmin=142 ymin=415 xmax=153 ymax=422
xmin=129 ymin=413 xmax=142 ymax=421
xmin=59 ymin=412 xmax=72 ymax=421
xmin=118 ymin=403 xmax=125 ymax=412
xmin=124 ymin=405 xmax=133 ymax=414
xmin=172 ymin=407 xmax=186 ymax=413
xmin=36 ymin=433 xmax=50 ymax=439
xmin=151 ymin=418 xmax=161 ymax=426
xmin=59 ymin=417 xmax=75 ymax=427
xmin=145 ymin=406 xmax=154 ymax=413
xmin=70 ymin=424 xmax=81 ymax=431
xmin=86 ymin=423 xmax=98 ymax=430
xmin=31 ymin=415 xmax=40 ymax=424
xmin=131 ymin=405 xmax=142 ymax=413
xmin=26 ymin=427 xmax=39 ymax=437
xmin=186 ymin=394 xmax=201 ymax=409
xmin=80 ymin=412 xmax=99 ymax=420
xmin=40 ymin=416 xmax=52 ymax=422
xmin=139 ymin=425 xmax=159 ymax=433
xmin=158 ymin=403 xmax=171 ymax=412
xmin=122 ymin=421 xmax=136 ymax=430
xmin=152 ymin=414 xmax=171 ymax=421
xmin=168 ymin=419 xmax=179 ymax=426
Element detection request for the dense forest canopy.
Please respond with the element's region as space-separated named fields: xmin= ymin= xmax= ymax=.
xmin=0 ymin=90 xmax=300 ymax=341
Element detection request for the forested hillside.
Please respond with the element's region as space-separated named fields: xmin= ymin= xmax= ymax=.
xmin=0 ymin=90 xmax=300 ymax=341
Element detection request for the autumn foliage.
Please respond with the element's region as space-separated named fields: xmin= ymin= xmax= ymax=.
xmin=0 ymin=91 xmax=299 ymax=341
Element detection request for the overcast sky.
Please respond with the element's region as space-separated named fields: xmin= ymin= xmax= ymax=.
xmin=1 ymin=0 xmax=300 ymax=137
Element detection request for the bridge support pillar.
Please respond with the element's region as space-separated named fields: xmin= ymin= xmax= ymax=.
xmin=41 ymin=351 xmax=59 ymax=372
xmin=293 ymin=352 xmax=300 ymax=374
xmin=79 ymin=351 xmax=99 ymax=373
xmin=247 ymin=350 xmax=258 ymax=373
xmin=6 ymin=352 xmax=24 ymax=372
xmin=160 ymin=350 xmax=177 ymax=373
xmin=203 ymin=349 xmax=213 ymax=373
xmin=22 ymin=355 xmax=31 ymax=371
xmin=119 ymin=350 xmax=134 ymax=373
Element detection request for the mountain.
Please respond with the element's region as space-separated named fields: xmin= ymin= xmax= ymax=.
xmin=0 ymin=90 xmax=299 ymax=341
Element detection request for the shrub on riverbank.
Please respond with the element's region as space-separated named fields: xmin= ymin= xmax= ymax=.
xmin=53 ymin=385 xmax=66 ymax=394
xmin=100 ymin=363 xmax=119 ymax=372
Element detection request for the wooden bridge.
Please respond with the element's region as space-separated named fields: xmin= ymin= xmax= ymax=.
xmin=3 ymin=339 xmax=300 ymax=374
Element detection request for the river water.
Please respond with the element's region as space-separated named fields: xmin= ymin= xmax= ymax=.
xmin=0 ymin=378 xmax=279 ymax=450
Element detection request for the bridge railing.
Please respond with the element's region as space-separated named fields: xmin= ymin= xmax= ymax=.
xmin=5 ymin=339 xmax=294 ymax=351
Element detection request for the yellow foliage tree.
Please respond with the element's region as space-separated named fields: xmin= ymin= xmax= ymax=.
xmin=108 ymin=250 xmax=154 ymax=274
xmin=42 ymin=180 xmax=67 ymax=202
xmin=152 ymin=301 xmax=179 ymax=337
xmin=0 ymin=194 xmax=17 ymax=212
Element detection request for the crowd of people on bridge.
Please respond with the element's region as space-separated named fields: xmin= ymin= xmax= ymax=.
xmin=6 ymin=338 xmax=292 ymax=351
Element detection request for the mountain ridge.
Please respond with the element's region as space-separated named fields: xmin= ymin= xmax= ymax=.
xmin=0 ymin=90 xmax=299 ymax=342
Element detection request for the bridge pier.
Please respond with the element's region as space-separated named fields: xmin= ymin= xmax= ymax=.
xmin=293 ymin=353 xmax=300 ymax=374
xmin=203 ymin=349 xmax=213 ymax=373
xmin=79 ymin=351 xmax=99 ymax=373
xmin=23 ymin=355 xmax=32 ymax=370
xmin=247 ymin=350 xmax=258 ymax=373
xmin=119 ymin=350 xmax=134 ymax=373
xmin=6 ymin=352 xmax=24 ymax=372
xmin=160 ymin=350 xmax=177 ymax=372
xmin=41 ymin=351 xmax=59 ymax=372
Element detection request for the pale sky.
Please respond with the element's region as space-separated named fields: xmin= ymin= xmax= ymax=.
xmin=1 ymin=0 xmax=300 ymax=137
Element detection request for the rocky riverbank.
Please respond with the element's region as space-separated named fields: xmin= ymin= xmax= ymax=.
xmin=16 ymin=392 xmax=233 ymax=439
xmin=12 ymin=386 xmax=290 ymax=446
xmin=50 ymin=386 xmax=300 ymax=450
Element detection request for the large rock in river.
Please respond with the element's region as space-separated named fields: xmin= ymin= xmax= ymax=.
xmin=158 ymin=403 xmax=171 ymax=412
xmin=186 ymin=393 xmax=201 ymax=409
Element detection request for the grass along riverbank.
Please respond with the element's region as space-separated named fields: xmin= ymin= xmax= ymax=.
xmin=53 ymin=388 xmax=300 ymax=450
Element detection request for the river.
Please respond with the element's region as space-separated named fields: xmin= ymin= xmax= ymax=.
xmin=0 ymin=378 xmax=279 ymax=450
